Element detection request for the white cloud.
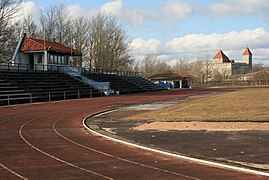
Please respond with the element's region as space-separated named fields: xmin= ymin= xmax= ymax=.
xmin=131 ymin=28 xmax=269 ymax=64
xmin=210 ymin=0 xmax=269 ymax=20
xmin=15 ymin=1 xmax=42 ymax=25
xmin=18 ymin=1 xmax=193 ymax=28
xmin=65 ymin=4 xmax=93 ymax=19
xmin=100 ymin=0 xmax=156 ymax=27
xmin=131 ymin=38 xmax=162 ymax=55
xmin=99 ymin=0 xmax=193 ymax=27
xmin=161 ymin=1 xmax=193 ymax=21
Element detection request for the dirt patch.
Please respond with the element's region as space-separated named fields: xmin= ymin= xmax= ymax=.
xmin=132 ymin=121 xmax=269 ymax=131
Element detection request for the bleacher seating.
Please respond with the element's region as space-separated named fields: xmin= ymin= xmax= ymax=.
xmin=122 ymin=76 xmax=167 ymax=92
xmin=0 ymin=71 xmax=101 ymax=106
xmin=84 ymin=73 xmax=143 ymax=94
xmin=84 ymin=73 xmax=166 ymax=94
xmin=0 ymin=78 xmax=32 ymax=105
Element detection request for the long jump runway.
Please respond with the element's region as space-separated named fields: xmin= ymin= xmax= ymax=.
xmin=0 ymin=90 xmax=266 ymax=179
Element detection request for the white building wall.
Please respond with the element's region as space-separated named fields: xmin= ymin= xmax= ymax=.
xmin=212 ymin=58 xmax=223 ymax=64
xmin=15 ymin=52 xmax=29 ymax=64
xmin=206 ymin=63 xmax=233 ymax=76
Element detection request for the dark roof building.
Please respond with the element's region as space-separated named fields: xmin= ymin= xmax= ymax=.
xmin=149 ymin=72 xmax=189 ymax=81
xmin=149 ymin=72 xmax=189 ymax=89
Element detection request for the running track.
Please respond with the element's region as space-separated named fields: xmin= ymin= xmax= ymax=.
xmin=0 ymin=90 xmax=267 ymax=179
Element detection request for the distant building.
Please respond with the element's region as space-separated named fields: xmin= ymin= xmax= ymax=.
xmin=12 ymin=33 xmax=82 ymax=71
xmin=149 ymin=72 xmax=189 ymax=89
xmin=207 ymin=48 xmax=252 ymax=76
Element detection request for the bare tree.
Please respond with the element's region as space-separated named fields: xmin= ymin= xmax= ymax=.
xmin=87 ymin=11 xmax=133 ymax=71
xmin=71 ymin=17 xmax=90 ymax=67
xmin=19 ymin=15 xmax=38 ymax=37
xmin=190 ymin=59 xmax=203 ymax=82
xmin=173 ymin=58 xmax=190 ymax=75
xmin=54 ymin=4 xmax=72 ymax=44
xmin=201 ymin=55 xmax=212 ymax=84
xmin=0 ymin=0 xmax=24 ymax=63
xmin=40 ymin=5 xmax=57 ymax=41
xmin=139 ymin=54 xmax=170 ymax=77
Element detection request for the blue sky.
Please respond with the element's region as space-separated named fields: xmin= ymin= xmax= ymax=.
xmin=26 ymin=0 xmax=269 ymax=64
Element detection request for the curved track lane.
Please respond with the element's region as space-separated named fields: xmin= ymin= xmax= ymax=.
xmin=0 ymin=90 xmax=267 ymax=179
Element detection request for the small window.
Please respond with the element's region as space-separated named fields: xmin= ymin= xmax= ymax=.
xmin=38 ymin=54 xmax=42 ymax=63
xmin=65 ymin=56 xmax=69 ymax=65
xmin=61 ymin=56 xmax=64 ymax=64
xmin=49 ymin=55 xmax=53 ymax=63
xmin=53 ymin=55 xmax=57 ymax=64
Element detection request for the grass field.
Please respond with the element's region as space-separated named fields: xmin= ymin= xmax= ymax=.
xmin=125 ymin=88 xmax=269 ymax=121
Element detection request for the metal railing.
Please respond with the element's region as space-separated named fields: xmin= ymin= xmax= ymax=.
xmin=0 ymin=63 xmax=141 ymax=77
xmin=190 ymin=80 xmax=269 ymax=87
xmin=81 ymin=67 xmax=140 ymax=77
xmin=63 ymin=66 xmax=114 ymax=95
xmin=0 ymin=63 xmax=67 ymax=72
xmin=0 ymin=93 xmax=32 ymax=106
xmin=0 ymin=90 xmax=102 ymax=106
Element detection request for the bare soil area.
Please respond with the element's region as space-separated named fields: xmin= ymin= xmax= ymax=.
xmin=132 ymin=121 xmax=269 ymax=131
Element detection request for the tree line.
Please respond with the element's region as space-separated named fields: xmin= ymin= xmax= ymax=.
xmin=134 ymin=54 xmax=269 ymax=83
xmin=1 ymin=0 xmax=268 ymax=82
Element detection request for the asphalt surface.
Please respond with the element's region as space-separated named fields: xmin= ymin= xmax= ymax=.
xmin=0 ymin=89 xmax=267 ymax=179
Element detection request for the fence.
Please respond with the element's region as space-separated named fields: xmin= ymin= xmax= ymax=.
xmin=0 ymin=93 xmax=32 ymax=106
xmin=190 ymin=80 xmax=269 ymax=87
xmin=81 ymin=67 xmax=140 ymax=76
xmin=0 ymin=63 xmax=140 ymax=77
xmin=0 ymin=90 xmax=102 ymax=106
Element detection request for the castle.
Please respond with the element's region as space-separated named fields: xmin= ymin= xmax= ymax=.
xmin=206 ymin=48 xmax=252 ymax=76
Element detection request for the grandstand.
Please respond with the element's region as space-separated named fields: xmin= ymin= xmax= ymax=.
xmin=0 ymin=69 xmax=101 ymax=106
xmin=0 ymin=34 xmax=166 ymax=106
xmin=0 ymin=64 xmax=166 ymax=106
xmin=83 ymin=72 xmax=166 ymax=94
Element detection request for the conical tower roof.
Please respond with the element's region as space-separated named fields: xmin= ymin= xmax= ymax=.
xmin=212 ymin=50 xmax=229 ymax=59
xmin=243 ymin=47 xmax=252 ymax=55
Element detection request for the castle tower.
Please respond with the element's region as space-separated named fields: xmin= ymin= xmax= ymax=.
xmin=242 ymin=47 xmax=252 ymax=69
xmin=212 ymin=50 xmax=229 ymax=63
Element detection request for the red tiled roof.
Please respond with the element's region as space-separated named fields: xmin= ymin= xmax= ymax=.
xmin=20 ymin=37 xmax=82 ymax=56
xmin=149 ymin=72 xmax=189 ymax=80
xmin=212 ymin=50 xmax=229 ymax=59
xmin=243 ymin=47 xmax=252 ymax=55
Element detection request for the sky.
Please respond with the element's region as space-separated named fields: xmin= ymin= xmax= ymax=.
xmin=21 ymin=0 xmax=269 ymax=65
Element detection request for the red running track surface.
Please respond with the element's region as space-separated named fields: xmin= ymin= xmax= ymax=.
xmin=0 ymin=90 xmax=266 ymax=179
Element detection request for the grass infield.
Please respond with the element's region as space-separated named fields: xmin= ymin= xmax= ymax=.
xmin=125 ymin=88 xmax=269 ymax=121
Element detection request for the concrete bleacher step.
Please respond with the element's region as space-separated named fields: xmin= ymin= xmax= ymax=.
xmin=0 ymin=71 xmax=102 ymax=106
xmin=84 ymin=73 xmax=146 ymax=94
xmin=0 ymin=89 xmax=25 ymax=94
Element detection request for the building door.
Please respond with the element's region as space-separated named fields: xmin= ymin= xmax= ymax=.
xmin=29 ymin=54 xmax=34 ymax=70
xmin=174 ymin=81 xmax=180 ymax=88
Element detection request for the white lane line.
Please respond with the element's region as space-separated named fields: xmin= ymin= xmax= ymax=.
xmin=53 ymin=118 xmax=198 ymax=180
xmin=0 ymin=162 xmax=27 ymax=179
xmin=84 ymin=111 xmax=269 ymax=178
xmin=19 ymin=119 xmax=113 ymax=180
